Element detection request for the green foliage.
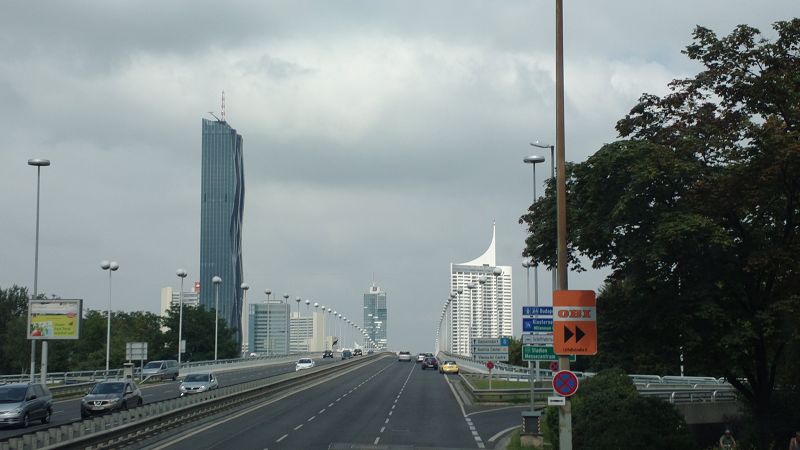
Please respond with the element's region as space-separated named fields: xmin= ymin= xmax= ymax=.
xmin=521 ymin=19 xmax=800 ymax=448
xmin=161 ymin=303 xmax=239 ymax=361
xmin=508 ymin=336 xmax=523 ymax=366
xmin=544 ymin=369 xmax=694 ymax=450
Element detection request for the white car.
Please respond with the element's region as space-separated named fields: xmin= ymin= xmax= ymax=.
xmin=398 ymin=351 xmax=412 ymax=362
xmin=295 ymin=358 xmax=315 ymax=371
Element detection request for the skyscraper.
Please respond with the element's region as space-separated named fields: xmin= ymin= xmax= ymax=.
xmin=200 ymin=118 xmax=245 ymax=345
xmin=363 ymin=282 xmax=387 ymax=349
xmin=249 ymin=301 xmax=290 ymax=356
xmin=448 ymin=223 xmax=512 ymax=356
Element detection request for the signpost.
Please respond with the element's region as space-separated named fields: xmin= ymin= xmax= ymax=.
xmin=126 ymin=342 xmax=148 ymax=379
xmin=471 ymin=338 xmax=509 ymax=363
xmin=486 ymin=361 xmax=495 ymax=390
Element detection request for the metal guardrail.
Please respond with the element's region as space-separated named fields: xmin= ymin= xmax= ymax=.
xmin=0 ymin=353 xmax=390 ymax=450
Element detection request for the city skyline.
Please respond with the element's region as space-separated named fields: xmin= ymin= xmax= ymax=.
xmin=1 ymin=2 xmax=795 ymax=353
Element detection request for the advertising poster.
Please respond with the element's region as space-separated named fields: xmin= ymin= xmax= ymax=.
xmin=27 ymin=299 xmax=82 ymax=340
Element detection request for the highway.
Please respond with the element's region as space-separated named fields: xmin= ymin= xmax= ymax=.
xmin=0 ymin=355 xmax=338 ymax=442
xmin=143 ymin=355 xmax=522 ymax=450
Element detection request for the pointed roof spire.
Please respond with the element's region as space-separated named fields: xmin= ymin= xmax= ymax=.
xmin=457 ymin=222 xmax=496 ymax=266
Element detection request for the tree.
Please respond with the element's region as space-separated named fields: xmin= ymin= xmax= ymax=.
xmin=544 ymin=369 xmax=694 ymax=450
xmin=161 ymin=304 xmax=239 ymax=361
xmin=522 ymin=19 xmax=800 ymax=448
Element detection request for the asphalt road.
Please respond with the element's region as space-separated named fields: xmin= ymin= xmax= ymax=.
xmin=150 ymin=356 xmax=483 ymax=450
xmin=0 ymin=355 xmax=338 ymax=442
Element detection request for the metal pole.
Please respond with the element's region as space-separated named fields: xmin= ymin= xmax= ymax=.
xmin=555 ymin=0 xmax=572 ymax=448
xmin=30 ymin=166 xmax=42 ymax=382
xmin=525 ymin=265 xmax=530 ymax=306
xmin=214 ymin=283 xmax=219 ymax=361
xmin=177 ymin=273 xmax=185 ymax=366
xmin=551 ymin=145 xmax=557 ymax=292
xmin=106 ymin=269 xmax=112 ymax=374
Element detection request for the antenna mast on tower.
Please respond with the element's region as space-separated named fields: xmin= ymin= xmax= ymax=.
xmin=221 ymin=90 xmax=226 ymax=122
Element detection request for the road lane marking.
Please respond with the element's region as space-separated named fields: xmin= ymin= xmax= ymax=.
xmin=444 ymin=373 xmax=485 ymax=449
xmin=380 ymin=426 xmax=385 ymax=433
xmin=318 ymin=408 xmax=326 ymax=414
xmin=294 ymin=424 xmax=303 ymax=430
xmin=328 ymin=403 xmax=334 ymax=407
xmin=276 ymin=434 xmax=288 ymax=442
xmin=385 ymin=418 xmax=389 ymax=424
xmin=374 ymin=437 xmax=380 ymax=445
xmin=308 ymin=416 xmax=316 ymax=421
xmin=488 ymin=425 xmax=521 ymax=443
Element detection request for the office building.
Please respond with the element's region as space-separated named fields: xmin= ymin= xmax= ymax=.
xmin=289 ymin=312 xmax=313 ymax=353
xmin=363 ymin=282 xmax=387 ymax=349
xmin=200 ymin=118 xmax=245 ymax=345
xmin=448 ymin=223 xmax=512 ymax=356
xmin=159 ymin=282 xmax=200 ymax=332
xmin=249 ymin=301 xmax=289 ymax=356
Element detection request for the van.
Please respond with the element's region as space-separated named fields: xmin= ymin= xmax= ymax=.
xmin=141 ymin=360 xmax=179 ymax=380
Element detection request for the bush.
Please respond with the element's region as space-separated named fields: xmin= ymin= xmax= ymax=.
xmin=544 ymin=368 xmax=694 ymax=450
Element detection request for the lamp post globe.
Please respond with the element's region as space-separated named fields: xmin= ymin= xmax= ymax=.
xmin=283 ymin=293 xmax=289 ymax=303
xmin=265 ymin=289 xmax=271 ymax=301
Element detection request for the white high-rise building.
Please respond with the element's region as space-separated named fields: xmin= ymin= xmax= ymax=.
xmin=160 ymin=283 xmax=200 ymax=332
xmin=448 ymin=223 xmax=512 ymax=356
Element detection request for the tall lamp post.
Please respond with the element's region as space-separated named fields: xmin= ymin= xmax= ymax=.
xmin=176 ymin=269 xmax=188 ymax=366
xmin=28 ymin=158 xmax=50 ymax=382
xmin=295 ymin=296 xmax=301 ymax=317
xmin=101 ymin=260 xmax=119 ymax=375
xmin=212 ymin=275 xmax=222 ymax=361
xmin=241 ymin=283 xmax=249 ymax=357
xmin=492 ymin=267 xmax=503 ymax=336
xmin=524 ymin=154 xmax=546 ymax=298
xmin=466 ymin=283 xmax=476 ymax=355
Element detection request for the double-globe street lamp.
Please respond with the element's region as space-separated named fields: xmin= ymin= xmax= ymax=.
xmin=101 ymin=260 xmax=119 ymax=375
xmin=28 ymin=158 xmax=50 ymax=382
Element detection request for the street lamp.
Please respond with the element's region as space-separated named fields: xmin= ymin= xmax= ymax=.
xmin=241 ymin=283 xmax=249 ymax=357
xmin=212 ymin=275 xmax=222 ymax=361
xmin=522 ymin=260 xmax=531 ymax=306
xmin=492 ymin=267 xmax=503 ymax=335
xmin=265 ymin=289 xmax=272 ymax=302
xmin=101 ymin=260 xmax=119 ymax=375
xmin=295 ymin=296 xmax=301 ymax=317
xmin=176 ymin=269 xmax=188 ymax=366
xmin=28 ymin=158 xmax=50 ymax=383
xmin=305 ymin=299 xmax=310 ymax=312
xmin=531 ymin=142 xmax=557 ymax=292
xmin=524 ymin=153 xmax=547 ymax=303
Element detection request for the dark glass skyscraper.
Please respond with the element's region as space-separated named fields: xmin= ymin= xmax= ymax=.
xmin=200 ymin=118 xmax=245 ymax=345
xmin=363 ymin=283 xmax=387 ymax=349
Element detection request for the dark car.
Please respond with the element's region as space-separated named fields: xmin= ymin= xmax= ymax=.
xmin=341 ymin=350 xmax=353 ymax=360
xmin=0 ymin=383 xmax=53 ymax=428
xmin=353 ymin=349 xmax=363 ymax=356
xmin=322 ymin=350 xmax=334 ymax=359
xmin=81 ymin=380 xmax=143 ymax=419
xmin=421 ymin=356 xmax=439 ymax=370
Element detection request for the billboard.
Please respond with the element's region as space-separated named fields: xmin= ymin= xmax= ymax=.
xmin=27 ymin=299 xmax=82 ymax=340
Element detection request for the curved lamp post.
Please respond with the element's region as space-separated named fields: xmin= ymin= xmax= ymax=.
xmin=101 ymin=260 xmax=119 ymax=375
xmin=212 ymin=275 xmax=222 ymax=361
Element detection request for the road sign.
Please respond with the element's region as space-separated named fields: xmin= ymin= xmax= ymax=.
xmin=471 ymin=346 xmax=508 ymax=353
xmin=547 ymin=396 xmax=566 ymax=406
xmin=125 ymin=342 xmax=148 ymax=360
xmin=553 ymin=290 xmax=597 ymax=356
xmin=471 ymin=337 xmax=510 ymax=346
xmin=553 ymin=370 xmax=579 ymax=397
xmin=523 ymin=318 xmax=553 ymax=333
xmin=523 ymin=333 xmax=554 ymax=345
xmin=473 ymin=354 xmax=507 ymax=362
xmin=523 ymin=345 xmax=556 ymax=361
xmin=486 ymin=361 xmax=495 ymax=370
xmin=522 ymin=306 xmax=553 ymax=316
xmin=550 ymin=361 xmax=559 ymax=372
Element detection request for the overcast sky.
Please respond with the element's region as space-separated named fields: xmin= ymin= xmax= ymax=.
xmin=1 ymin=1 xmax=796 ymax=353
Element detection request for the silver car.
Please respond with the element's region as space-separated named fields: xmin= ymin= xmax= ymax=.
xmin=80 ymin=380 xmax=142 ymax=419
xmin=179 ymin=373 xmax=218 ymax=396
xmin=142 ymin=360 xmax=179 ymax=380
xmin=0 ymin=383 xmax=53 ymax=428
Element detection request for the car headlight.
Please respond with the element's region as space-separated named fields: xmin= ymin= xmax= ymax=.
xmin=179 ymin=385 xmax=187 ymax=391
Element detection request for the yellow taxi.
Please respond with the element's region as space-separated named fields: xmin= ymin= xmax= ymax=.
xmin=439 ymin=360 xmax=459 ymax=374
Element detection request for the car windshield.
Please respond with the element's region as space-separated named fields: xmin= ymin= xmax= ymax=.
xmin=91 ymin=383 xmax=125 ymax=394
xmin=0 ymin=386 xmax=27 ymax=403
xmin=444 ymin=361 xmax=456 ymax=365
xmin=184 ymin=374 xmax=210 ymax=382
xmin=144 ymin=362 xmax=164 ymax=369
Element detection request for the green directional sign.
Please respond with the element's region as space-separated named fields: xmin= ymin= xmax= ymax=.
xmin=522 ymin=345 xmax=577 ymax=362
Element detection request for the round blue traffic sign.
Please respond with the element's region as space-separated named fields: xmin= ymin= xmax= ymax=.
xmin=552 ymin=370 xmax=579 ymax=397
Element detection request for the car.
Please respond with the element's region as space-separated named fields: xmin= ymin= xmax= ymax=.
xmin=416 ymin=354 xmax=426 ymax=363
xmin=141 ymin=360 xmax=179 ymax=381
xmin=322 ymin=350 xmax=334 ymax=358
xmin=421 ymin=356 xmax=439 ymax=370
xmin=80 ymin=380 xmax=143 ymax=419
xmin=439 ymin=361 xmax=460 ymax=374
xmin=367 ymin=350 xmax=374 ymax=354
xmin=0 ymin=382 xmax=53 ymax=428
xmin=296 ymin=358 xmax=315 ymax=371
xmin=179 ymin=372 xmax=218 ymax=396
xmin=341 ymin=350 xmax=353 ymax=360
xmin=353 ymin=349 xmax=363 ymax=356
xmin=398 ymin=351 xmax=412 ymax=362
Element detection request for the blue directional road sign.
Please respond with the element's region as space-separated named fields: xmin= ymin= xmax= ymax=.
xmin=523 ymin=317 xmax=553 ymax=333
xmin=522 ymin=306 xmax=553 ymax=316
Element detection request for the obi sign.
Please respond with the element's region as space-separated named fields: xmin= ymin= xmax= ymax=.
xmin=553 ymin=290 xmax=597 ymax=355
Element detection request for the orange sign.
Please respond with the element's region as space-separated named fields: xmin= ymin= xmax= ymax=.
xmin=553 ymin=290 xmax=597 ymax=356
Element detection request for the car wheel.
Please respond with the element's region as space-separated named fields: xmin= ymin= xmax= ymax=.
xmin=172 ymin=374 xmax=177 ymax=381
xmin=21 ymin=413 xmax=29 ymax=428
xmin=121 ymin=401 xmax=128 ymax=411
xmin=41 ymin=408 xmax=52 ymax=424
xmin=137 ymin=398 xmax=143 ymax=407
